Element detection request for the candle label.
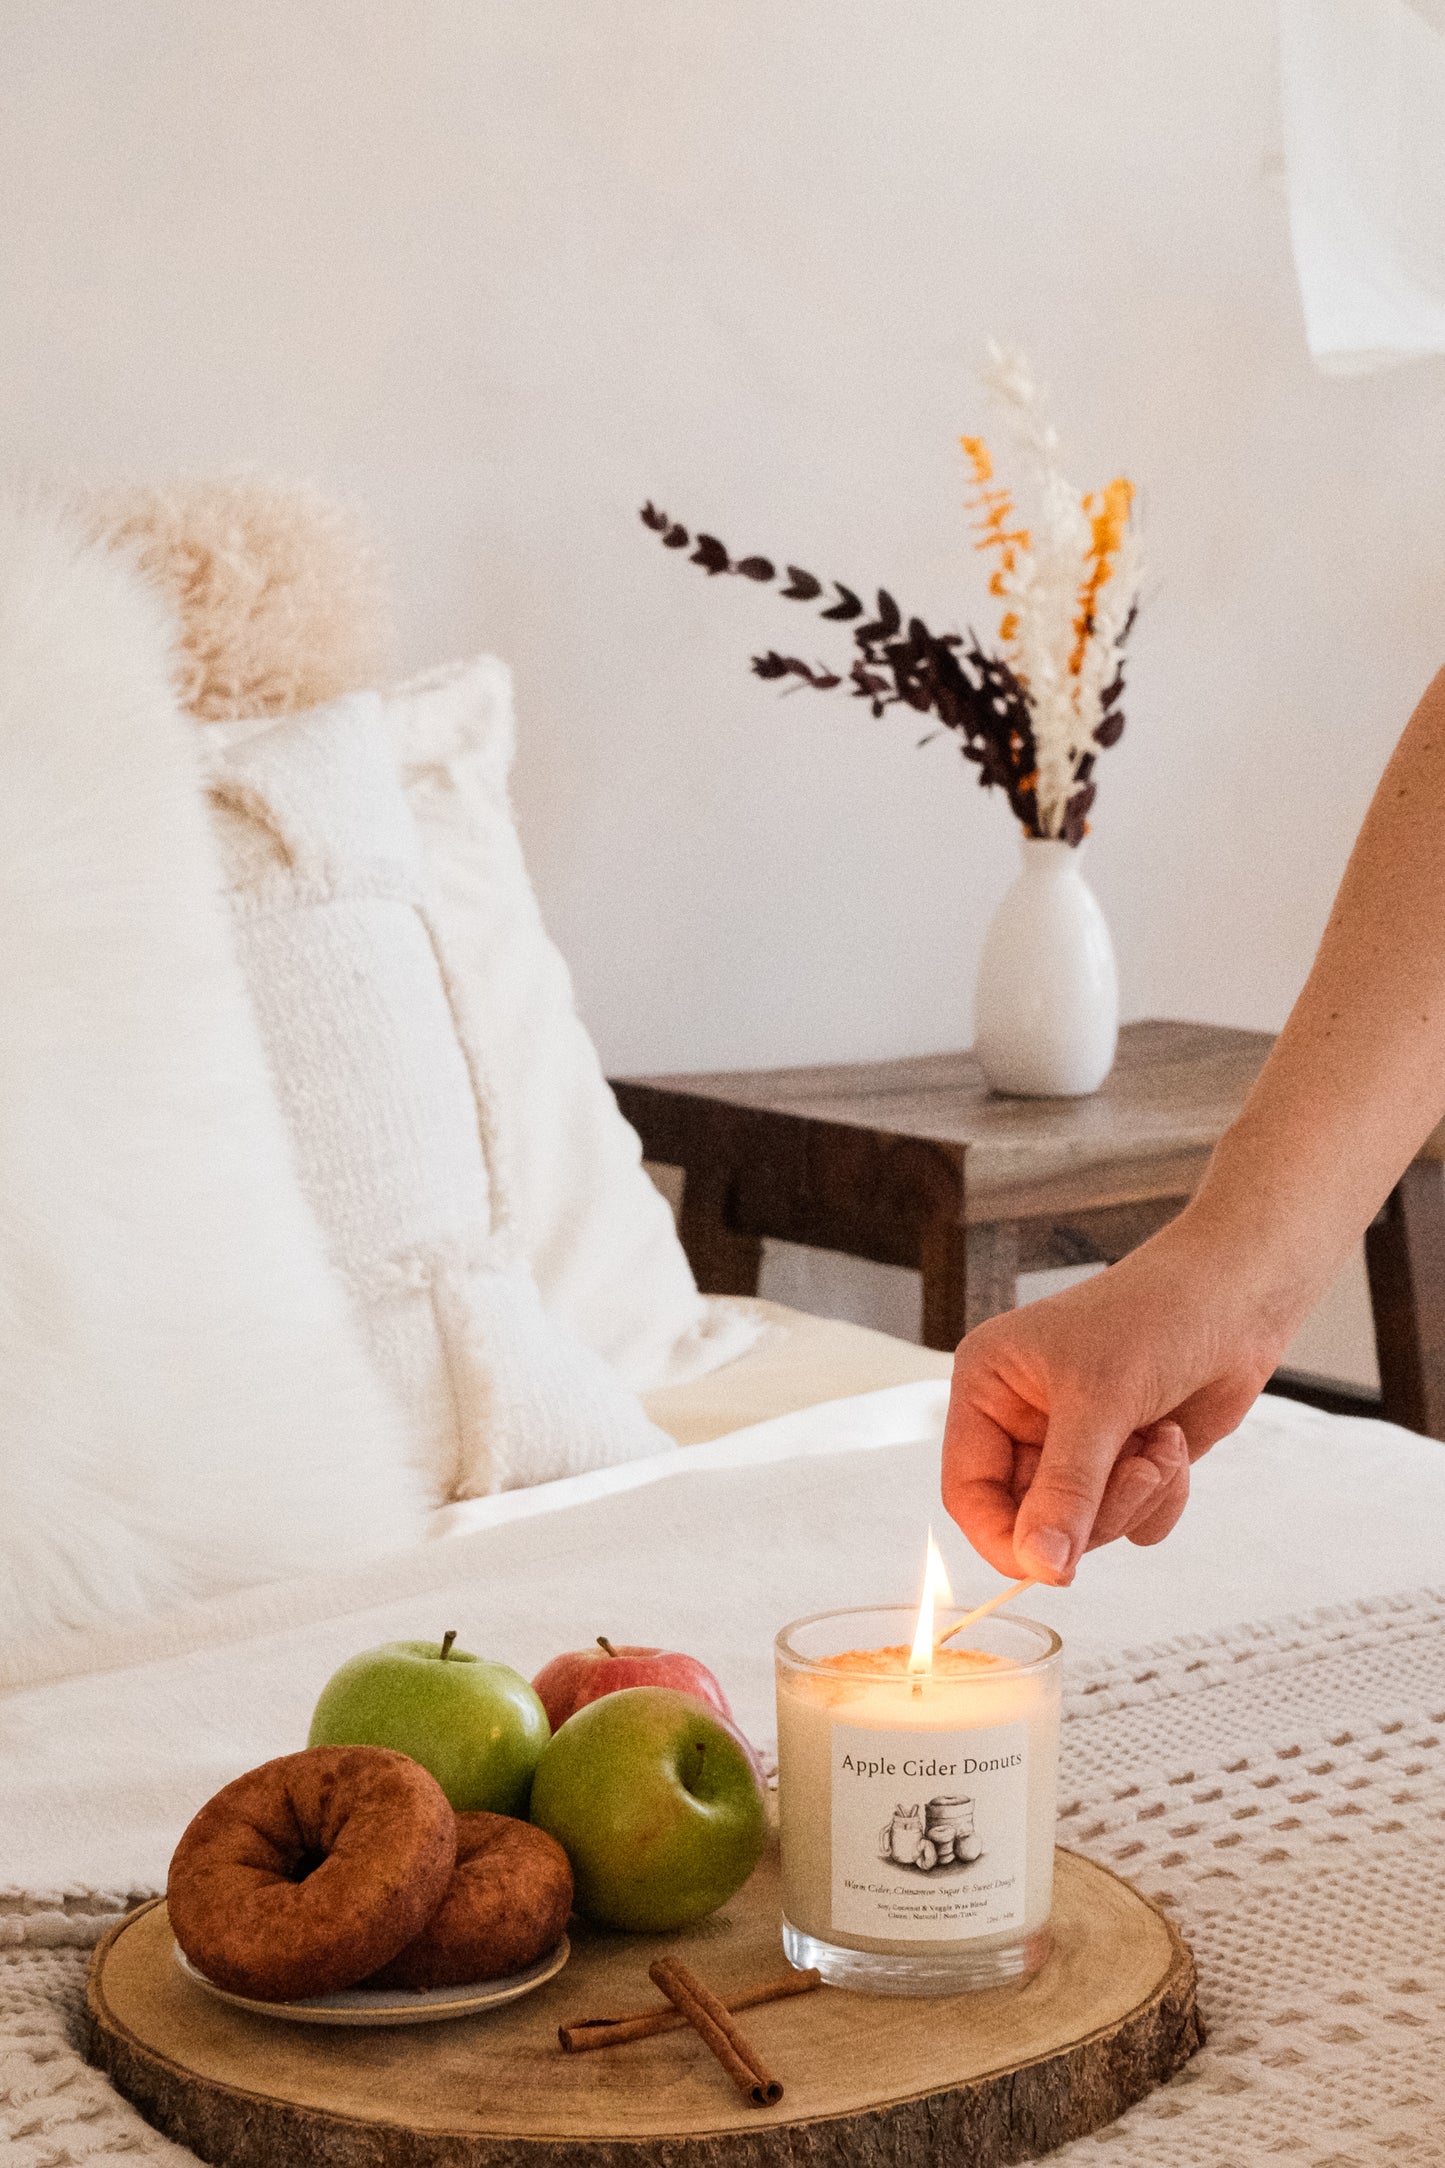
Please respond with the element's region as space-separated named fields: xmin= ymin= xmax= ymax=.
xmin=830 ymin=1720 xmax=1028 ymax=1940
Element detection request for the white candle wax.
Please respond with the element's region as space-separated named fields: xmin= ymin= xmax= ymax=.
xmin=775 ymin=1608 xmax=1060 ymax=1986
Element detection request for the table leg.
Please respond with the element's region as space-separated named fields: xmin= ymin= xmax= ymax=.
xmin=1366 ymin=1161 xmax=1445 ymax=1440
xmin=920 ymin=1221 xmax=1019 ymax=1351
xmin=677 ymin=1167 xmax=765 ymax=1299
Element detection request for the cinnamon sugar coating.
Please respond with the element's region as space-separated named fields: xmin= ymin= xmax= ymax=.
xmin=167 ymin=1746 xmax=456 ymax=2001
xmin=367 ymin=1812 xmax=573 ymax=1989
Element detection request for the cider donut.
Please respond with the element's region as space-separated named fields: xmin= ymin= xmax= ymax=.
xmin=367 ymin=1812 xmax=573 ymax=1989
xmin=167 ymin=1746 xmax=456 ymax=2001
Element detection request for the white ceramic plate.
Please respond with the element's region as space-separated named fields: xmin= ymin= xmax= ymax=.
xmin=172 ymin=1935 xmax=570 ymax=2027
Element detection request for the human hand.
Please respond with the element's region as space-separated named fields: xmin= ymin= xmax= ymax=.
xmin=940 ymin=1227 xmax=1289 ymax=1584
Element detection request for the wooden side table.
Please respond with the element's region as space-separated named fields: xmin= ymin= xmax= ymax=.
xmin=612 ymin=1018 xmax=1445 ymax=1440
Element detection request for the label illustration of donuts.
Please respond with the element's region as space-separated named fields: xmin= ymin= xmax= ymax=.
xmin=878 ymin=1796 xmax=981 ymax=1873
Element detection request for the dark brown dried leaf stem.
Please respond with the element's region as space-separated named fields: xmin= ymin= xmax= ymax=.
xmin=640 ymin=502 xmax=1132 ymax=845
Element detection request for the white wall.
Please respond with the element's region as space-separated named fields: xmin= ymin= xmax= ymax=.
xmin=3 ymin=0 xmax=1440 ymax=1380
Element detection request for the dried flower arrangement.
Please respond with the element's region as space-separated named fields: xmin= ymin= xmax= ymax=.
xmin=643 ymin=350 xmax=1140 ymax=845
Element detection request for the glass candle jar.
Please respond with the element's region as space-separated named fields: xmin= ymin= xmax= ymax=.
xmin=775 ymin=1606 xmax=1061 ymax=1994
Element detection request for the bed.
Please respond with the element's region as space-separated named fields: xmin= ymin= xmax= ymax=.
xmin=6 ymin=1319 xmax=1445 ymax=2167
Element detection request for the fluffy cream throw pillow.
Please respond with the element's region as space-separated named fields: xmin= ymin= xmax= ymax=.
xmin=0 ymin=502 xmax=423 ymax=1644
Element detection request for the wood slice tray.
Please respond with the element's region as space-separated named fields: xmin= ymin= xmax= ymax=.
xmin=86 ymin=1846 xmax=1202 ymax=2168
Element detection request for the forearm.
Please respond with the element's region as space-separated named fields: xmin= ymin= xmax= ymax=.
xmin=945 ymin=669 xmax=1445 ymax=1581
xmin=1179 ymin=666 xmax=1445 ymax=1331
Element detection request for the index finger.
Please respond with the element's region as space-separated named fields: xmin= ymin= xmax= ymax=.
xmin=1013 ymin=1402 xmax=1136 ymax=1584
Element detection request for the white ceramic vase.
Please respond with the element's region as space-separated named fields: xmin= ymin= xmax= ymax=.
xmin=974 ymin=837 xmax=1118 ymax=1097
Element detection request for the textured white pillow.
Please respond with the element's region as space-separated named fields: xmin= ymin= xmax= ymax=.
xmin=386 ymin=659 xmax=764 ymax=1392
xmin=0 ymin=502 xmax=424 ymax=1645
xmin=206 ymin=694 xmax=670 ymax=1498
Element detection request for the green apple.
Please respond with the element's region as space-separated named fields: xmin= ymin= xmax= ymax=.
xmin=308 ymin=1630 xmax=549 ymax=1815
xmin=529 ymin=1685 xmax=767 ymax=1932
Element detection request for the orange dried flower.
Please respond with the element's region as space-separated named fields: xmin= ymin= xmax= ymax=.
xmin=959 ymin=435 xmax=993 ymax=484
xmin=1069 ymin=476 xmax=1134 ymax=677
xmin=962 ymin=432 xmax=1030 ymax=651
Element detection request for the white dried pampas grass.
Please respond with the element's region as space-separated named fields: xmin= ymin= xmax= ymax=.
xmin=970 ymin=347 xmax=1142 ymax=841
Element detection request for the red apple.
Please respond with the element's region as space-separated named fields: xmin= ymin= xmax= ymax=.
xmin=532 ymin=1639 xmax=733 ymax=1733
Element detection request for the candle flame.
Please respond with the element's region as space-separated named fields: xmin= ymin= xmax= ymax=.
xmin=908 ymin=1531 xmax=954 ymax=1673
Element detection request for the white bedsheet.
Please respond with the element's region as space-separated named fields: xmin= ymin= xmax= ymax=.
xmin=4 ymin=1381 xmax=1444 ymax=1910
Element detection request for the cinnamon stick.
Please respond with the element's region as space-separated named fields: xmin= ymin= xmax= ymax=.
xmin=648 ymin=1955 xmax=784 ymax=2107
xmin=558 ymin=1967 xmax=820 ymax=2053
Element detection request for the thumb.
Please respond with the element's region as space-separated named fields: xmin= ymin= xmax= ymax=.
xmin=1012 ymin=1407 xmax=1129 ymax=1584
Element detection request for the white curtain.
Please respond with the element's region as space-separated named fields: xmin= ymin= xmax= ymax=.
xmin=1281 ymin=0 xmax=1445 ymax=372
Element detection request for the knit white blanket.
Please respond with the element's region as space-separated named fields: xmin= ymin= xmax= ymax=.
xmin=7 ymin=1586 xmax=1445 ymax=2166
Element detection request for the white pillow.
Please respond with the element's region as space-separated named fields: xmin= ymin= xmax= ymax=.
xmin=206 ymin=694 xmax=671 ymax=1498
xmin=386 ymin=659 xmax=764 ymax=1392
xmin=0 ymin=501 xmax=424 ymax=1646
